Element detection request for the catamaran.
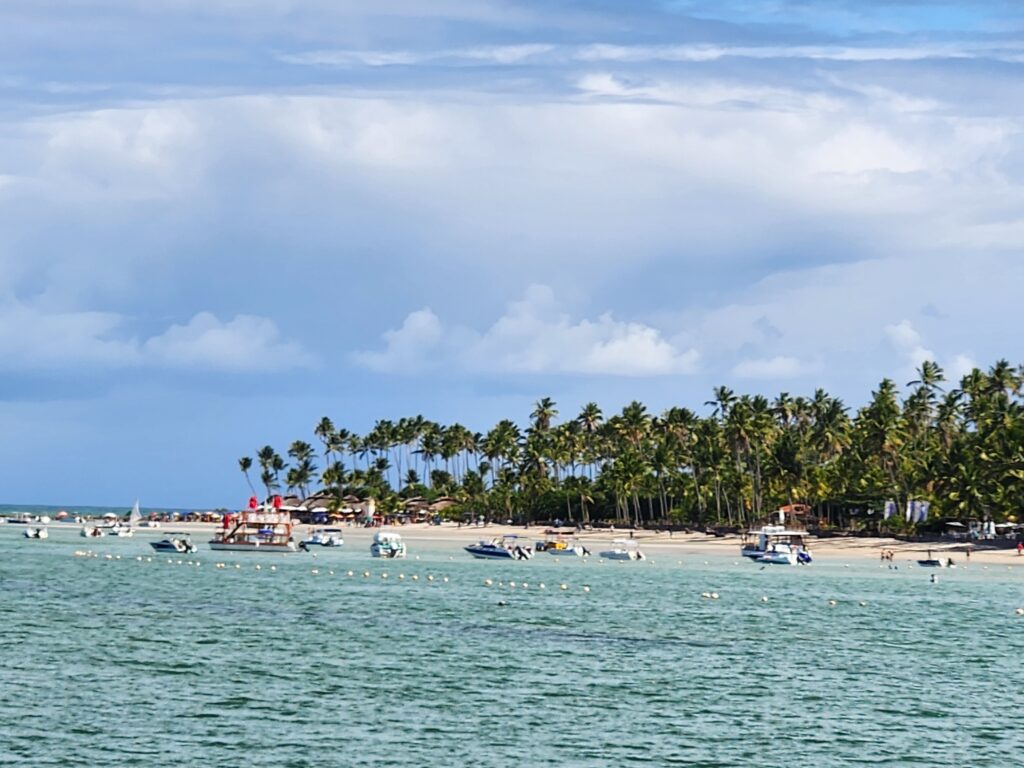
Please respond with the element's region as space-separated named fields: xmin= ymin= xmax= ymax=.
xmin=209 ymin=498 xmax=299 ymax=553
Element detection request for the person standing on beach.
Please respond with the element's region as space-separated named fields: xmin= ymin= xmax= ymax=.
xmin=1018 ymin=542 xmax=1023 ymax=556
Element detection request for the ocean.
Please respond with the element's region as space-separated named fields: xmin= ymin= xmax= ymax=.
xmin=1 ymin=520 xmax=1021 ymax=766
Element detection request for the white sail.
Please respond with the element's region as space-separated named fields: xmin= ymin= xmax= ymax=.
xmin=129 ymin=500 xmax=142 ymax=526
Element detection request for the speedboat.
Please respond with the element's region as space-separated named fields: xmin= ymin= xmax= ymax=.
xmin=371 ymin=530 xmax=407 ymax=558
xmin=303 ymin=528 xmax=345 ymax=548
xmin=465 ymin=535 xmax=533 ymax=560
xmin=917 ymin=552 xmax=955 ymax=568
xmin=23 ymin=526 xmax=48 ymax=539
xmin=150 ymin=535 xmax=198 ymax=554
xmin=598 ymin=539 xmax=645 ymax=561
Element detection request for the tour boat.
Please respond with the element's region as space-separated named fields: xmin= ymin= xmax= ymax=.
xmin=465 ymin=535 xmax=533 ymax=560
xmin=370 ymin=530 xmax=407 ymax=558
xmin=209 ymin=500 xmax=298 ymax=553
xmin=23 ymin=526 xmax=48 ymax=539
xmin=598 ymin=539 xmax=645 ymax=561
xmin=303 ymin=528 xmax=345 ymax=548
xmin=150 ymin=535 xmax=198 ymax=554
xmin=742 ymin=525 xmax=812 ymax=564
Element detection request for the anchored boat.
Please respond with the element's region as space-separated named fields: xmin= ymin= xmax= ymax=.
xmin=151 ymin=534 xmax=198 ymax=554
xmin=371 ymin=530 xmax=407 ymax=558
xmin=465 ymin=535 xmax=533 ymax=560
xmin=742 ymin=525 xmax=812 ymax=565
xmin=209 ymin=497 xmax=299 ymax=553
xmin=598 ymin=539 xmax=645 ymax=561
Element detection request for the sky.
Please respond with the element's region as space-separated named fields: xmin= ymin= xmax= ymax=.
xmin=1 ymin=0 xmax=1022 ymax=507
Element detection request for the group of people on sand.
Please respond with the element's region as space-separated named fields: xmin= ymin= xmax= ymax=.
xmin=880 ymin=549 xmax=896 ymax=562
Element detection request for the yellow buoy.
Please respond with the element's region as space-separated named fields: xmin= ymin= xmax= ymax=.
xmin=484 ymin=579 xmax=493 ymax=586
xmin=582 ymin=586 xmax=590 ymax=593
xmin=560 ymin=584 xmax=568 ymax=590
xmin=760 ymin=596 xmax=769 ymax=603
xmin=710 ymin=592 xmax=719 ymax=600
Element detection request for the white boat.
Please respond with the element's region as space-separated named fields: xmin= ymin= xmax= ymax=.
xmin=742 ymin=525 xmax=812 ymax=565
xmin=81 ymin=526 xmax=105 ymax=538
xmin=23 ymin=526 xmax=48 ymax=539
xmin=105 ymin=522 xmax=134 ymax=537
xmin=150 ymin=535 xmax=198 ymax=554
xmin=598 ymin=539 xmax=645 ymax=561
xmin=465 ymin=535 xmax=533 ymax=560
xmin=536 ymin=537 xmax=590 ymax=557
xmin=302 ymin=528 xmax=345 ymax=548
xmin=209 ymin=506 xmax=299 ymax=553
xmin=756 ymin=543 xmax=807 ymax=565
xmin=371 ymin=530 xmax=407 ymax=558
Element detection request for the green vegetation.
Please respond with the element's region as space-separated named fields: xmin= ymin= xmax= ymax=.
xmin=239 ymin=360 xmax=1024 ymax=529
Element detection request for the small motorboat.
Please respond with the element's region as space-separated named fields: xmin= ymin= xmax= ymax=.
xmin=465 ymin=535 xmax=533 ymax=560
xmin=371 ymin=531 xmax=407 ymax=558
xmin=918 ymin=555 xmax=955 ymax=568
xmin=81 ymin=526 xmax=105 ymax=538
xmin=536 ymin=537 xmax=590 ymax=557
xmin=150 ymin=535 xmax=198 ymax=554
xmin=302 ymin=528 xmax=345 ymax=548
xmin=916 ymin=549 xmax=955 ymax=568
xmin=598 ymin=539 xmax=645 ymax=561
xmin=23 ymin=526 xmax=49 ymax=539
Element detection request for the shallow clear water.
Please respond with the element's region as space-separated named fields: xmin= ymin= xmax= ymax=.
xmin=2 ymin=525 xmax=1022 ymax=767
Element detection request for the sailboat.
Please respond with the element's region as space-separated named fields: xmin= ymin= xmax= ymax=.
xmin=107 ymin=501 xmax=141 ymax=537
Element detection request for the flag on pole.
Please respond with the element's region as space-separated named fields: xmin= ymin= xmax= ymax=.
xmin=918 ymin=501 xmax=930 ymax=523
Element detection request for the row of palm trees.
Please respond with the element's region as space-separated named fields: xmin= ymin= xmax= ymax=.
xmin=237 ymin=359 xmax=1024 ymax=528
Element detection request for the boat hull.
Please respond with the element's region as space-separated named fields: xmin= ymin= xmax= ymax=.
xmin=465 ymin=547 xmax=514 ymax=559
xmin=209 ymin=541 xmax=299 ymax=553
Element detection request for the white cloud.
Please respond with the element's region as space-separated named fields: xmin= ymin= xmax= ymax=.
xmin=949 ymin=354 xmax=978 ymax=382
xmin=885 ymin=319 xmax=935 ymax=370
xmin=355 ymin=285 xmax=699 ymax=376
xmin=0 ymin=299 xmax=312 ymax=372
xmin=732 ymin=355 xmax=819 ymax=379
xmin=352 ymin=308 xmax=443 ymax=373
xmin=279 ymin=44 xmax=554 ymax=68
xmin=142 ymin=311 xmax=315 ymax=371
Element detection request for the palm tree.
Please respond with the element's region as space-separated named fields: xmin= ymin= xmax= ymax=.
xmin=238 ymin=456 xmax=256 ymax=496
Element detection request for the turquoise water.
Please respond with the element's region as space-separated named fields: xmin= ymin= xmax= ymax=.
xmin=2 ymin=525 xmax=1022 ymax=767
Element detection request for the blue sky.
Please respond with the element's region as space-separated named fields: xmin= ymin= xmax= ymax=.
xmin=1 ymin=0 xmax=1022 ymax=507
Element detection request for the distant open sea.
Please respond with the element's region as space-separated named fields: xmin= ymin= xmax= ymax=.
xmin=2 ymin=521 xmax=1021 ymax=766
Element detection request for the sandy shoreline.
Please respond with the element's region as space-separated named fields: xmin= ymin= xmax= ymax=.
xmin=58 ymin=520 xmax=1024 ymax=566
